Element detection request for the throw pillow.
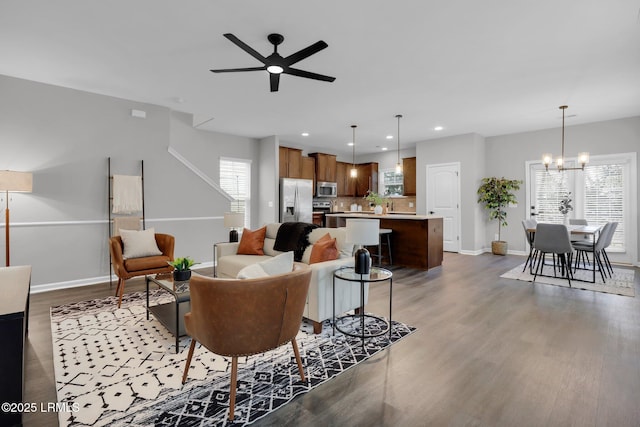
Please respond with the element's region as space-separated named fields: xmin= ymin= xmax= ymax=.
xmin=119 ymin=228 xmax=162 ymax=259
xmin=309 ymin=233 xmax=339 ymax=264
xmin=237 ymin=226 xmax=267 ymax=255
xmin=237 ymin=251 xmax=294 ymax=279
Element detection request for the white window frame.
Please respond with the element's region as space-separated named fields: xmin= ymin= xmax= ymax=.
xmin=525 ymin=152 xmax=637 ymax=264
xmin=380 ymin=168 xmax=404 ymax=197
xmin=220 ymin=157 xmax=251 ymax=229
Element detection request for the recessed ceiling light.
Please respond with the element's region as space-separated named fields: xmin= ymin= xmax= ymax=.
xmin=301 ymin=132 xmax=309 ymax=137
xmin=434 ymin=126 xmax=444 ymax=131
xmin=386 ymin=135 xmax=393 ymax=139
xmin=381 ymin=147 xmax=388 ymax=151
xmin=347 ymin=142 xmax=354 ymax=146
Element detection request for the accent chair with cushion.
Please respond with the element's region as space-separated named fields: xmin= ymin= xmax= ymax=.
xmin=215 ymin=223 xmax=362 ymax=333
xmin=109 ymin=228 xmax=175 ymax=307
xmin=182 ymin=264 xmax=312 ymax=421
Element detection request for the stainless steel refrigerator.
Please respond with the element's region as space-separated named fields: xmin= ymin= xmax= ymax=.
xmin=280 ymin=178 xmax=313 ymax=223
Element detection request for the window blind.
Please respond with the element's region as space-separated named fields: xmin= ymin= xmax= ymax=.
xmin=584 ymin=163 xmax=624 ymax=249
xmin=220 ymin=158 xmax=251 ymax=229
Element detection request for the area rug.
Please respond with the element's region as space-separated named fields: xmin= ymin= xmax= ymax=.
xmin=50 ymin=291 xmax=416 ymax=426
xmin=501 ymin=263 xmax=636 ymax=297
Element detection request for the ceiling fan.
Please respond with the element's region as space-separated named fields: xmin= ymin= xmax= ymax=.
xmin=210 ymin=33 xmax=336 ymax=92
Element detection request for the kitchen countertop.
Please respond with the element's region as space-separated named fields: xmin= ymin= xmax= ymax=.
xmin=325 ymin=212 xmax=442 ymax=220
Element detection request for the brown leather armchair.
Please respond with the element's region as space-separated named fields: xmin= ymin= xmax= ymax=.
xmin=181 ymin=264 xmax=312 ymax=420
xmin=109 ymin=233 xmax=175 ymax=308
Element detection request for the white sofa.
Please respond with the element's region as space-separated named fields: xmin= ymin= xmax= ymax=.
xmin=215 ymin=224 xmax=367 ymax=333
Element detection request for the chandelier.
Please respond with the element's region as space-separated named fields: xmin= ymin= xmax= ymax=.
xmin=542 ymin=105 xmax=589 ymax=171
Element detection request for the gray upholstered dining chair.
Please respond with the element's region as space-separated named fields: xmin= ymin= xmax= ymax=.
xmin=573 ymin=222 xmax=616 ymax=281
xmin=521 ymin=219 xmax=537 ymax=272
xmin=532 ymin=223 xmax=574 ymax=286
xmin=601 ymin=222 xmax=618 ymax=275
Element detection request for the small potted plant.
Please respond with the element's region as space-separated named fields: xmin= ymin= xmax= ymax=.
xmin=477 ymin=177 xmax=522 ymax=255
xmin=364 ymin=190 xmax=388 ymax=214
xmin=168 ymin=257 xmax=199 ymax=281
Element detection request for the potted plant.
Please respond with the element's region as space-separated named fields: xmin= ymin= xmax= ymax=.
xmin=168 ymin=256 xmax=199 ymax=281
xmin=364 ymin=190 xmax=388 ymax=214
xmin=559 ymin=192 xmax=573 ymax=225
xmin=477 ymin=177 xmax=522 ymax=255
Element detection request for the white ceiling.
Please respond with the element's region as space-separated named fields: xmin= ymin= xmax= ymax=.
xmin=1 ymin=0 xmax=639 ymax=157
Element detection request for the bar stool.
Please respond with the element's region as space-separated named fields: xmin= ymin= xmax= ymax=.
xmin=378 ymin=228 xmax=393 ymax=266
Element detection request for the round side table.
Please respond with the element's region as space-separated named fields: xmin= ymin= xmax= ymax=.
xmin=332 ymin=266 xmax=393 ymax=343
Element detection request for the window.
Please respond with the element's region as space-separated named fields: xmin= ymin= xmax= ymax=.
xmin=380 ymin=169 xmax=404 ymax=196
xmin=220 ymin=157 xmax=251 ymax=229
xmin=529 ymin=154 xmax=633 ymax=253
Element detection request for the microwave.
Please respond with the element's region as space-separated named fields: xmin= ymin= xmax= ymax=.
xmin=316 ymin=181 xmax=337 ymax=197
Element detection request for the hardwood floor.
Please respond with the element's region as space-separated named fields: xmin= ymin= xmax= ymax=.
xmin=22 ymin=254 xmax=640 ymax=426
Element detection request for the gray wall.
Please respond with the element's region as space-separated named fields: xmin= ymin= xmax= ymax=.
xmin=0 ymin=75 xmax=259 ymax=290
xmin=485 ymin=116 xmax=639 ymax=263
xmin=412 ymin=117 xmax=638 ymax=263
xmin=415 ymin=133 xmax=486 ymax=253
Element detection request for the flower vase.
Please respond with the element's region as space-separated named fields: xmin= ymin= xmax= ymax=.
xmin=374 ymin=205 xmax=383 ymax=215
xmin=563 ymin=215 xmax=570 ymax=227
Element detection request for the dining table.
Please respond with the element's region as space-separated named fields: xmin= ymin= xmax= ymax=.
xmin=526 ymin=224 xmax=603 ymax=283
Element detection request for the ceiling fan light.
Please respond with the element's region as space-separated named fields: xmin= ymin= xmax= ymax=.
xmin=267 ymin=65 xmax=284 ymax=74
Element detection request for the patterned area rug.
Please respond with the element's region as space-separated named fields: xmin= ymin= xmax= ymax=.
xmin=501 ymin=263 xmax=636 ymax=296
xmin=50 ymin=291 xmax=416 ymax=426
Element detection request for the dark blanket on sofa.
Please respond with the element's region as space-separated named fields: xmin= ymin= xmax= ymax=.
xmin=273 ymin=222 xmax=318 ymax=261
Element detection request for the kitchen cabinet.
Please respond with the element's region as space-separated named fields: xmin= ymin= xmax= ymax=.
xmin=403 ymin=157 xmax=416 ymax=196
xmin=279 ymin=147 xmax=302 ymax=178
xmin=309 ymin=153 xmax=336 ymax=182
xmin=301 ymin=156 xmax=315 ymax=181
xmin=356 ymin=162 xmax=378 ymax=196
xmin=336 ymin=161 xmax=356 ymax=196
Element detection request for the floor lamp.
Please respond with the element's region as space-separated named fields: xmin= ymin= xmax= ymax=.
xmin=0 ymin=171 xmax=33 ymax=266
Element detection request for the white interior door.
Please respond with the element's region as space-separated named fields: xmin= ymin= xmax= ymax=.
xmin=426 ymin=163 xmax=460 ymax=252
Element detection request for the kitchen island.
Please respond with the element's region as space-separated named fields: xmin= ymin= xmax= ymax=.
xmin=325 ymin=213 xmax=443 ymax=270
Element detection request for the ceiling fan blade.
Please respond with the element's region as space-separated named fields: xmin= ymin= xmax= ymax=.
xmin=285 ymin=67 xmax=336 ymax=82
xmin=283 ymin=40 xmax=328 ymax=66
xmin=210 ymin=67 xmax=266 ymax=73
xmin=223 ymin=33 xmax=267 ymax=64
xmin=270 ymin=73 xmax=280 ymax=92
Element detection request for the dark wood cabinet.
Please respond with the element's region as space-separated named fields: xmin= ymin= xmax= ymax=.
xmin=403 ymin=157 xmax=416 ymax=196
xmin=336 ymin=161 xmax=356 ymax=196
xmin=356 ymin=162 xmax=378 ymax=196
xmin=279 ymin=147 xmax=302 ymax=178
xmin=309 ymin=153 xmax=336 ymax=182
xmin=0 ymin=266 xmax=31 ymax=427
xmin=301 ymin=156 xmax=315 ymax=195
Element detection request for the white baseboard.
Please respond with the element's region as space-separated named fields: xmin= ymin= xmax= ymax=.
xmin=30 ymin=261 xmax=214 ymax=294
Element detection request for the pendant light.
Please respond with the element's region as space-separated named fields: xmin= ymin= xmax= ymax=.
xmin=395 ymin=114 xmax=403 ymax=173
xmin=542 ymin=105 xmax=589 ymax=171
xmin=350 ymin=125 xmax=358 ymax=178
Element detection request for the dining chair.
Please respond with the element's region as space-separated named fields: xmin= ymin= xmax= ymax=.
xmin=600 ymin=222 xmax=618 ymax=276
xmin=532 ymin=223 xmax=574 ymax=286
xmin=572 ymin=222 xmax=611 ymax=282
xmin=521 ymin=219 xmax=537 ymax=272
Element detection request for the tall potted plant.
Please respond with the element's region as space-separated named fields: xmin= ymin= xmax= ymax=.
xmin=477 ymin=177 xmax=522 ymax=255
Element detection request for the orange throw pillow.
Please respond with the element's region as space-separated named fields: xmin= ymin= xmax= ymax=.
xmin=237 ymin=226 xmax=267 ymax=255
xmin=309 ymin=233 xmax=339 ymax=264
